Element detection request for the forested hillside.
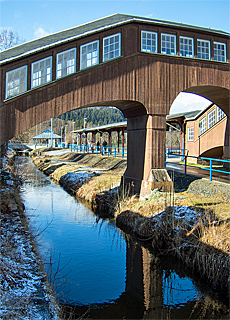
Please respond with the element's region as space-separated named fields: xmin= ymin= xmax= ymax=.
xmin=11 ymin=107 xmax=126 ymax=143
xmin=58 ymin=107 xmax=125 ymax=129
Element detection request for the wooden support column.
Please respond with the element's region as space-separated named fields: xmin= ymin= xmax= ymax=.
xmin=109 ymin=129 xmax=112 ymax=149
xmin=117 ymin=129 xmax=120 ymax=152
xmin=122 ymin=114 xmax=172 ymax=197
xmin=121 ymin=127 xmax=125 ymax=149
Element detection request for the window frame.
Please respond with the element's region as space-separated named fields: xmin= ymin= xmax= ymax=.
xmin=187 ymin=127 xmax=194 ymax=141
xmin=161 ymin=33 xmax=176 ymax=56
xmin=179 ymin=36 xmax=194 ymax=58
xmin=103 ymin=33 xmax=121 ymax=62
xmin=56 ymin=47 xmax=76 ymax=79
xmin=31 ymin=56 xmax=52 ymax=89
xmin=199 ymin=116 xmax=207 ymax=135
xmin=213 ymin=41 xmax=226 ymax=62
xmin=217 ymin=106 xmax=225 ymax=122
xmin=141 ymin=30 xmax=158 ymax=54
xmin=5 ymin=65 xmax=27 ymax=99
xmin=208 ymin=109 xmax=216 ymax=129
xmin=197 ymin=39 xmax=211 ymax=60
xmin=80 ymin=40 xmax=99 ymax=70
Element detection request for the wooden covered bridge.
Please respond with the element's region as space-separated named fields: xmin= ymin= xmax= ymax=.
xmin=0 ymin=13 xmax=229 ymax=195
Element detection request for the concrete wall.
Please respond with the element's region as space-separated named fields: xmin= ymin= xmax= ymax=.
xmin=185 ymin=106 xmax=228 ymax=161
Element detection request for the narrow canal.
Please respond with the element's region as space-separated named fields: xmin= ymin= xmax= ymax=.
xmin=16 ymin=156 xmax=229 ymax=319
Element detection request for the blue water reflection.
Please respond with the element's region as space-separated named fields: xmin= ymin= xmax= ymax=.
xmin=16 ymin=156 xmax=229 ymax=319
xmin=20 ymin=159 xmax=126 ymax=305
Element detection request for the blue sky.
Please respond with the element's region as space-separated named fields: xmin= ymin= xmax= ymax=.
xmin=1 ymin=0 xmax=229 ymax=113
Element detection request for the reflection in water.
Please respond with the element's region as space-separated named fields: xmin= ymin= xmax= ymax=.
xmin=15 ymin=156 xmax=229 ymax=319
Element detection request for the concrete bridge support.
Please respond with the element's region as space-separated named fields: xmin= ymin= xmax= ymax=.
xmin=123 ymin=114 xmax=173 ymax=197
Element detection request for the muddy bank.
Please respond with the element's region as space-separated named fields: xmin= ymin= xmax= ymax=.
xmin=30 ymin=148 xmax=230 ymax=301
xmin=0 ymin=157 xmax=60 ymax=319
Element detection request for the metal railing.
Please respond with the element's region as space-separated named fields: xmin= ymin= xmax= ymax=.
xmin=165 ymin=148 xmax=187 ymax=161
xmin=166 ymin=149 xmax=230 ymax=181
xmin=57 ymin=143 xmax=127 ymax=159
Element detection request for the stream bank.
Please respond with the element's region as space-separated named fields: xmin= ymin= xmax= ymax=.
xmin=0 ymin=151 xmax=61 ymax=319
xmin=30 ymin=148 xmax=230 ymax=303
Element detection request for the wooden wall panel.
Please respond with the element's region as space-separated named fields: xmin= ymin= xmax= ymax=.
xmin=1 ymin=51 xmax=229 ymax=144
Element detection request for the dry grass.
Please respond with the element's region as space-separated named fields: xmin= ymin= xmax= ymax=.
xmin=50 ymin=164 xmax=83 ymax=182
xmin=115 ymin=187 xmax=230 ymax=295
xmin=77 ymin=171 xmax=122 ymax=202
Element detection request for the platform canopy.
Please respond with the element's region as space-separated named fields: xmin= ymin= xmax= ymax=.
xmin=72 ymin=121 xmax=127 ymax=134
xmin=31 ymin=129 xmax=62 ymax=140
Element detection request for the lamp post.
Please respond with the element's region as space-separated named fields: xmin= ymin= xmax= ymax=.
xmin=61 ymin=126 xmax=63 ymax=147
xmin=83 ymin=118 xmax=87 ymax=149
xmin=65 ymin=124 xmax=67 ymax=148
xmin=72 ymin=121 xmax=75 ymax=145
xmin=83 ymin=117 xmax=87 ymax=129
xmin=50 ymin=118 xmax=53 ymax=148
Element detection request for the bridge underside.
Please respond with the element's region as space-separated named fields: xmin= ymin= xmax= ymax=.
xmin=184 ymin=86 xmax=230 ymax=117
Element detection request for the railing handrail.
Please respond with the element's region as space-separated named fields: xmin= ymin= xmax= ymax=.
xmin=57 ymin=143 xmax=127 ymax=159
xmin=165 ymin=150 xmax=230 ymax=181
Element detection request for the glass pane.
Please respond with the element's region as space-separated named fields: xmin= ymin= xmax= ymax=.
xmin=14 ymin=70 xmax=20 ymax=79
xmin=7 ymin=72 xmax=13 ymax=81
xmin=58 ymin=54 xmax=63 ymax=63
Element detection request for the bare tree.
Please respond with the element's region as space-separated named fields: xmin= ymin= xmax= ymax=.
xmin=0 ymin=27 xmax=25 ymax=51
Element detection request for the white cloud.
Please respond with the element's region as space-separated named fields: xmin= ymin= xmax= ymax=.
xmin=34 ymin=26 xmax=50 ymax=39
xmin=170 ymin=92 xmax=211 ymax=115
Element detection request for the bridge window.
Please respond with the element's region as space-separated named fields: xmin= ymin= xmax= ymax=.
xmin=214 ymin=42 xmax=226 ymax=62
xmin=5 ymin=65 xmax=27 ymax=99
xmin=141 ymin=30 xmax=158 ymax=53
xmin=180 ymin=36 xmax=194 ymax=58
xmin=208 ymin=109 xmax=215 ymax=129
xmin=197 ymin=39 xmax=210 ymax=60
xmin=161 ymin=33 xmax=176 ymax=55
xmin=80 ymin=40 xmax=99 ymax=70
xmin=187 ymin=127 xmax=194 ymax=141
xmin=31 ymin=56 xmax=52 ymax=88
xmin=103 ymin=33 xmax=121 ymax=62
xmin=57 ymin=48 xmax=76 ymax=79
xmin=199 ymin=116 xmax=206 ymax=135
xmin=217 ymin=106 xmax=225 ymax=121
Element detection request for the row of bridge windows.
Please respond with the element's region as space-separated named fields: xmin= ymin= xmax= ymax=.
xmin=141 ymin=30 xmax=227 ymax=61
xmin=5 ymin=30 xmax=227 ymax=99
xmin=187 ymin=107 xmax=226 ymax=141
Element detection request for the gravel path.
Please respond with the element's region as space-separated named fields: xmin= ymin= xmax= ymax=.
xmin=168 ymin=170 xmax=230 ymax=199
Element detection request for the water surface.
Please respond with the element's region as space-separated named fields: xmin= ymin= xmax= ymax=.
xmin=16 ymin=156 xmax=229 ymax=319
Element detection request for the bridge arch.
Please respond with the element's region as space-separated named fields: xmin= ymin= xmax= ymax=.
xmin=183 ymin=86 xmax=230 ymax=117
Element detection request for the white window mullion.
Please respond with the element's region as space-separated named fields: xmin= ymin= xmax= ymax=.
xmin=103 ymin=33 xmax=121 ymax=62
xmin=80 ymin=40 xmax=99 ymax=70
xmin=31 ymin=56 xmax=52 ymax=89
xmin=56 ymin=48 xmax=76 ymax=78
xmin=214 ymin=41 xmax=226 ymax=62
xmin=161 ymin=33 xmax=176 ymax=55
xmin=197 ymin=39 xmax=210 ymax=60
xmin=180 ymin=36 xmax=194 ymax=58
xmin=141 ymin=30 xmax=158 ymax=54
xmin=6 ymin=65 xmax=27 ymax=99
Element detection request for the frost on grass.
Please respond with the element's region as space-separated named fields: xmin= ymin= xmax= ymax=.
xmin=59 ymin=170 xmax=97 ymax=194
xmin=0 ymin=169 xmax=60 ymax=320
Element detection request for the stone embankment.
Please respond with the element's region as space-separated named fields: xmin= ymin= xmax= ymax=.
xmin=31 ymin=148 xmax=230 ymax=302
xmin=0 ymin=153 xmax=61 ymax=319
